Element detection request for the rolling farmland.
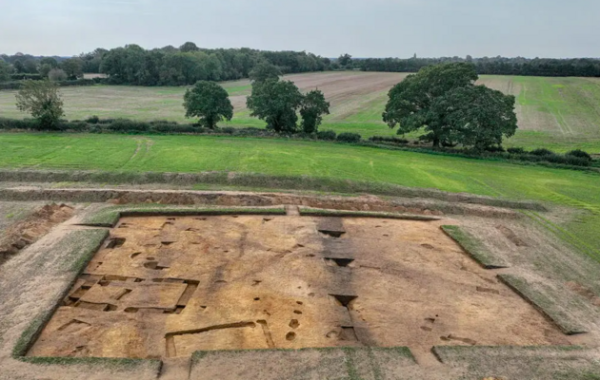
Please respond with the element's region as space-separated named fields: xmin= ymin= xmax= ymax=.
xmin=1 ymin=72 xmax=600 ymax=151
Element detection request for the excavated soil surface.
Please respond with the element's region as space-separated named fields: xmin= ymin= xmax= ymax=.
xmin=0 ymin=203 xmax=74 ymax=265
xmin=28 ymin=215 xmax=570 ymax=360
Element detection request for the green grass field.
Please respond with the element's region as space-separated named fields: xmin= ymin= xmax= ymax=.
xmin=2 ymin=72 xmax=600 ymax=151
xmin=1 ymin=133 xmax=599 ymax=262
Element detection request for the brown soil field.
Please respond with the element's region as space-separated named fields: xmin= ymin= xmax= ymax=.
xmin=29 ymin=215 xmax=570 ymax=360
xmin=229 ymin=71 xmax=409 ymax=115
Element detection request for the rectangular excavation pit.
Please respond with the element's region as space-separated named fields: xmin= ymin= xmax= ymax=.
xmin=27 ymin=214 xmax=578 ymax=361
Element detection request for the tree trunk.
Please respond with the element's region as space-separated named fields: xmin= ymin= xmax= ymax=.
xmin=432 ymin=136 xmax=440 ymax=148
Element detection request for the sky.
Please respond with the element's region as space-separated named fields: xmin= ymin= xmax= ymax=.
xmin=1 ymin=0 xmax=599 ymax=58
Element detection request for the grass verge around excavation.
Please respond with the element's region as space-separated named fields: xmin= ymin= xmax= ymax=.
xmin=13 ymin=229 xmax=108 ymax=358
xmin=190 ymin=346 xmax=416 ymax=380
xmin=299 ymin=207 xmax=441 ymax=221
xmin=79 ymin=205 xmax=287 ymax=227
xmin=441 ymin=225 xmax=509 ymax=269
xmin=498 ymin=274 xmax=587 ymax=335
xmin=12 ymin=228 xmax=163 ymax=372
xmin=432 ymin=345 xmax=600 ymax=380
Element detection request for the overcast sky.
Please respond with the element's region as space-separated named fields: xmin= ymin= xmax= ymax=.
xmin=1 ymin=0 xmax=598 ymax=58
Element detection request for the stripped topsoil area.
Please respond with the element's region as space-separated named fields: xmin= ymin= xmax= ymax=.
xmin=29 ymin=215 xmax=571 ymax=360
xmin=0 ymin=202 xmax=74 ymax=265
xmin=0 ymin=188 xmax=599 ymax=380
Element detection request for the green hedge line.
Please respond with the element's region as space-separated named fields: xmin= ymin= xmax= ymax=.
xmin=0 ymin=78 xmax=106 ymax=90
xmin=367 ymin=137 xmax=594 ymax=167
xmin=9 ymin=73 xmax=44 ymax=81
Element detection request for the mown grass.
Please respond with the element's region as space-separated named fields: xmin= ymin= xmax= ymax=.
xmin=0 ymin=133 xmax=599 ymax=262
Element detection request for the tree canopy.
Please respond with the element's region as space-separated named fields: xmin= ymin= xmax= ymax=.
xmin=48 ymin=68 xmax=67 ymax=82
xmin=183 ymin=81 xmax=233 ymax=129
xmin=383 ymin=63 xmax=478 ymax=147
xmin=249 ymin=61 xmax=281 ymax=83
xmin=95 ymin=44 xmax=329 ymax=86
xmin=15 ymin=80 xmax=64 ymax=129
xmin=247 ymin=78 xmax=303 ymax=133
xmin=180 ymin=42 xmax=199 ymax=53
xmin=338 ymin=54 xmax=353 ymax=68
xmin=300 ymin=89 xmax=330 ymax=134
xmin=0 ymin=60 xmax=10 ymax=82
xmin=358 ymin=56 xmax=600 ymax=77
xmin=61 ymin=58 xmax=84 ymax=79
xmin=383 ymin=62 xmax=517 ymax=148
xmin=431 ymin=85 xmax=517 ymax=150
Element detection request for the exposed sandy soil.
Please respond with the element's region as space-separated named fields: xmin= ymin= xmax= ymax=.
xmin=29 ymin=215 xmax=570 ymax=361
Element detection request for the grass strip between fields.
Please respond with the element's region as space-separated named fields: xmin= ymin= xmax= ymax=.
xmin=497 ymin=274 xmax=587 ymax=335
xmin=441 ymin=225 xmax=509 ymax=269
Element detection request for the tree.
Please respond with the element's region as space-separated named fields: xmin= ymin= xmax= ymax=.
xmin=80 ymin=48 xmax=107 ymax=73
xmin=40 ymin=57 xmax=58 ymax=68
xmin=23 ymin=59 xmax=38 ymax=73
xmin=16 ymin=80 xmax=64 ymax=130
xmin=249 ymin=61 xmax=281 ymax=83
xmin=382 ymin=62 xmax=478 ymax=147
xmin=247 ymin=78 xmax=303 ymax=133
xmin=183 ymin=81 xmax=233 ymax=129
xmin=39 ymin=58 xmax=59 ymax=78
xmin=180 ymin=42 xmax=199 ymax=53
xmin=300 ymin=89 xmax=330 ymax=133
xmin=338 ymin=54 xmax=352 ymax=68
xmin=0 ymin=60 xmax=10 ymax=82
xmin=13 ymin=60 xmax=25 ymax=73
xmin=61 ymin=58 xmax=83 ymax=79
xmin=48 ymin=68 xmax=68 ymax=82
xmin=430 ymin=85 xmax=517 ymax=150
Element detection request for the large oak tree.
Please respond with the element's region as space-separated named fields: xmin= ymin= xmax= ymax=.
xmin=246 ymin=78 xmax=303 ymax=133
xmin=183 ymin=81 xmax=233 ymax=129
xmin=383 ymin=62 xmax=516 ymax=148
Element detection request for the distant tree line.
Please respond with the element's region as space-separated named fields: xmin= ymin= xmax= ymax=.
xmin=93 ymin=43 xmax=330 ymax=86
xmin=0 ymin=54 xmax=83 ymax=82
xmin=3 ymin=47 xmax=600 ymax=88
xmin=356 ymin=56 xmax=600 ymax=77
xmin=0 ymin=43 xmax=332 ymax=86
